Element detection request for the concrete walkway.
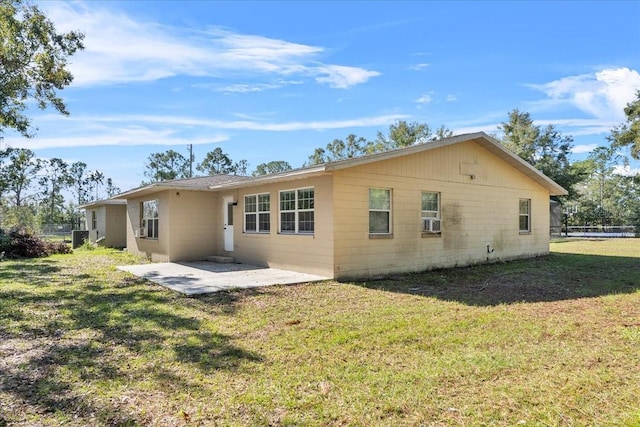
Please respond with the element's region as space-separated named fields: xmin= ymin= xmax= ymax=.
xmin=117 ymin=261 xmax=329 ymax=295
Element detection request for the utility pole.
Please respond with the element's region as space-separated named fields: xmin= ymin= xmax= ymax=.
xmin=600 ymin=171 xmax=605 ymax=229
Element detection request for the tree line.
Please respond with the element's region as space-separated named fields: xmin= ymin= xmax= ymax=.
xmin=499 ymin=95 xmax=640 ymax=227
xmin=141 ymin=147 xmax=292 ymax=183
xmin=0 ymin=150 xmax=120 ymax=230
xmin=141 ymin=121 xmax=454 ymax=183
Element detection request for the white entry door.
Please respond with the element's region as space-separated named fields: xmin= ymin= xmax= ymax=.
xmin=223 ymin=196 xmax=234 ymax=252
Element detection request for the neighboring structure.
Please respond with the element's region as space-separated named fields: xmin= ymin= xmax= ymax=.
xmin=550 ymin=200 xmax=563 ymax=236
xmin=116 ymin=132 xmax=567 ymax=280
xmin=79 ymin=199 xmax=127 ymax=248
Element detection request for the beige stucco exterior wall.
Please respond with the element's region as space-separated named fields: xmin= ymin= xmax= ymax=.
xmin=86 ymin=207 xmax=105 ymax=244
xmin=125 ymin=190 xmax=219 ymax=262
xmin=104 ymin=205 xmax=127 ymax=248
xmin=85 ymin=205 xmax=126 ymax=248
xmin=228 ymin=175 xmax=334 ymax=277
xmin=331 ymin=140 xmax=551 ymax=279
xmin=126 ymin=192 xmax=171 ymax=262
xmin=167 ymin=190 xmax=219 ymax=261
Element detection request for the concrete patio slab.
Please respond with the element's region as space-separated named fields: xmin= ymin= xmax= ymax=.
xmin=117 ymin=261 xmax=329 ymax=295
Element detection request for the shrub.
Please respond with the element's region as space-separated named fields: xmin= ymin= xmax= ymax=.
xmin=76 ymin=239 xmax=97 ymax=251
xmin=45 ymin=240 xmax=73 ymax=255
xmin=0 ymin=227 xmax=71 ymax=259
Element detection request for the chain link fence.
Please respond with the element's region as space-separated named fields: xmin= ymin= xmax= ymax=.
xmin=38 ymin=224 xmax=74 ymax=241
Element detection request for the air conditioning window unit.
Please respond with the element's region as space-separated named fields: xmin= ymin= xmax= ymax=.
xmin=134 ymin=227 xmax=147 ymax=238
xmin=423 ymin=218 xmax=441 ymax=233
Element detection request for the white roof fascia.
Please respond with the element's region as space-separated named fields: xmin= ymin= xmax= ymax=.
xmin=473 ymin=135 xmax=568 ymax=196
xmin=78 ymin=199 xmax=127 ymax=210
xmin=208 ymin=165 xmax=328 ymax=190
xmin=323 ymin=132 xmax=487 ymax=172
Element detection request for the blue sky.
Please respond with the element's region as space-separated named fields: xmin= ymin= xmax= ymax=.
xmin=4 ymin=1 xmax=640 ymax=194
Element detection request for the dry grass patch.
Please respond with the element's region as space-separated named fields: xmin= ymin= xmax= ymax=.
xmin=1 ymin=241 xmax=639 ymax=426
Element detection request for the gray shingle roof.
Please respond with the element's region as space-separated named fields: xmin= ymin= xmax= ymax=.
xmin=115 ymin=174 xmax=251 ymax=198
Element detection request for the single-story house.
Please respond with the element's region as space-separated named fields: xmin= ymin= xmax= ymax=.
xmin=79 ymin=199 xmax=127 ymax=248
xmin=116 ymin=132 xmax=567 ymax=280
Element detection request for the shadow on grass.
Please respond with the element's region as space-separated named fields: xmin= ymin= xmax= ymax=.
xmin=0 ymin=340 xmax=141 ymax=426
xmin=191 ymin=286 xmax=274 ymax=315
xmin=352 ymin=253 xmax=640 ymax=306
xmin=0 ymin=261 xmax=61 ymax=286
xmin=0 ymin=263 xmax=263 ymax=424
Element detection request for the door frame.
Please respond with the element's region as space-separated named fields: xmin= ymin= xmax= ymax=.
xmin=223 ymin=196 xmax=235 ymax=252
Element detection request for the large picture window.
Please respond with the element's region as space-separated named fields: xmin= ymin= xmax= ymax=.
xmin=142 ymin=199 xmax=159 ymax=239
xmin=519 ymin=199 xmax=531 ymax=233
xmin=245 ymin=193 xmax=270 ymax=233
xmin=369 ymin=188 xmax=391 ymax=234
xmin=279 ymin=188 xmax=314 ymax=234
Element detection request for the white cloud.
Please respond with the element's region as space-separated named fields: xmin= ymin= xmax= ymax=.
xmin=446 ymin=94 xmax=457 ymax=102
xmin=6 ymin=127 xmax=229 ymax=150
xmin=194 ymin=79 xmax=304 ymax=93
xmin=572 ymin=144 xmax=599 ymax=154
xmin=415 ymin=94 xmax=432 ymax=104
xmin=409 ymin=63 xmax=429 ymax=71
xmin=528 ymin=67 xmax=640 ymax=121
xmin=613 ymin=165 xmax=640 ymax=176
xmin=452 ymin=124 xmax=501 ymax=135
xmin=42 ymin=2 xmax=380 ymax=89
xmin=533 ymin=118 xmax=617 ymax=136
xmin=213 ymin=83 xmax=284 ymax=93
xmin=314 ymin=65 xmax=381 ymax=89
xmin=97 ymin=113 xmax=408 ymax=132
xmin=5 ymin=113 xmax=409 ymax=149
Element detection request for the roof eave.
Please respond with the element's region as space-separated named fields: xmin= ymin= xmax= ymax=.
xmin=473 ymin=135 xmax=569 ymax=196
xmin=208 ymin=165 xmax=328 ymax=190
xmin=115 ymin=182 xmax=225 ymax=199
xmin=323 ymin=132 xmax=490 ymax=172
xmin=78 ymin=199 xmax=127 ymax=210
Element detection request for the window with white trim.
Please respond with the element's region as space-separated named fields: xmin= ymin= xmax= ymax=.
xmin=421 ymin=191 xmax=441 ymax=233
xmin=279 ymin=188 xmax=314 ymax=234
xmin=421 ymin=192 xmax=440 ymax=219
xmin=142 ymin=199 xmax=159 ymax=239
xmin=519 ymin=199 xmax=531 ymax=233
xmin=369 ymin=188 xmax=391 ymax=234
xmin=91 ymin=211 xmax=97 ymax=230
xmin=244 ymin=193 xmax=270 ymax=233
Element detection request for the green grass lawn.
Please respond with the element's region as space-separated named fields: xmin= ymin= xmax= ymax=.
xmin=1 ymin=240 xmax=639 ymax=426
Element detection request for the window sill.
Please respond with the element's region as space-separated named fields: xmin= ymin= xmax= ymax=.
xmin=421 ymin=232 xmax=442 ymax=238
xmin=519 ymin=231 xmax=532 ymax=235
xmin=278 ymin=232 xmax=315 ymax=236
xmin=243 ymin=231 xmax=271 ymax=235
xmin=369 ymin=233 xmax=393 ymax=239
